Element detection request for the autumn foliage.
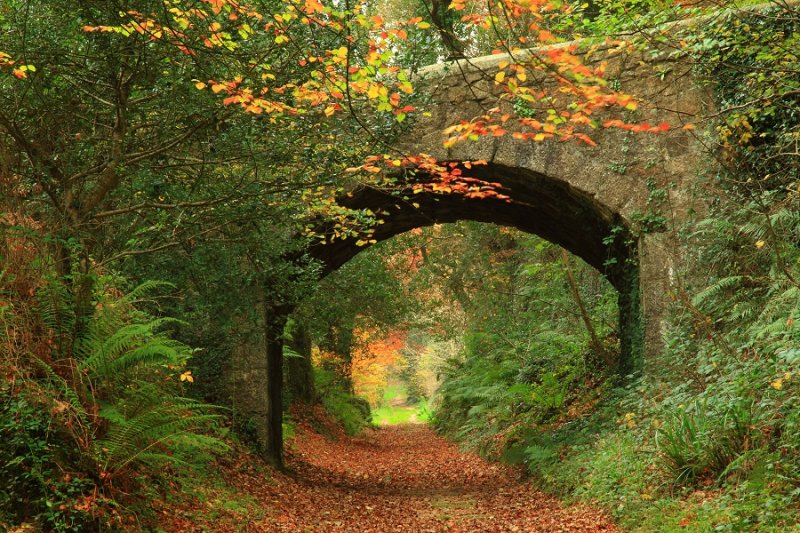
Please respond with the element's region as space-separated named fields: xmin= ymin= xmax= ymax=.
xmin=351 ymin=327 xmax=407 ymax=405
xmin=71 ymin=0 xmax=676 ymax=224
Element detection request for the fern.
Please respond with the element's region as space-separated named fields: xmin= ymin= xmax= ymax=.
xmin=79 ymin=326 xmax=188 ymax=379
xmin=34 ymin=277 xmax=78 ymax=357
xmin=98 ymin=404 xmax=223 ymax=473
xmin=283 ymin=346 xmax=304 ymax=359
xmin=691 ymin=276 xmax=745 ymax=309
xmin=769 ymin=208 xmax=800 ymax=232
xmin=30 ymin=279 xmax=226 ymax=480
xmin=117 ymin=280 xmax=176 ymax=307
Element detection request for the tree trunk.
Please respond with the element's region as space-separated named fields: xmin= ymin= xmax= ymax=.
xmin=264 ymin=303 xmax=288 ymax=468
xmin=287 ymin=321 xmax=316 ymax=404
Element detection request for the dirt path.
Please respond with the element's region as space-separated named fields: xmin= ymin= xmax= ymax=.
xmin=164 ymin=414 xmax=617 ymax=531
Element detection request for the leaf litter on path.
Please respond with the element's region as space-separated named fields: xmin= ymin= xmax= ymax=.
xmin=161 ymin=410 xmax=617 ymax=532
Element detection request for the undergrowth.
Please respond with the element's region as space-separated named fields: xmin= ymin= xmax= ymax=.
xmin=432 ymin=4 xmax=800 ymax=529
xmin=0 ymin=222 xmax=227 ymax=531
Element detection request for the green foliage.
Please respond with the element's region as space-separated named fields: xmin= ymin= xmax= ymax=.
xmin=420 ymin=20 xmax=800 ymax=512
xmin=371 ymin=383 xmax=431 ymax=425
xmin=521 ymin=8 xmax=800 ymax=529
xmin=371 ymin=404 xmax=419 ymax=425
xmin=315 ymin=368 xmax=372 ymax=436
xmin=2 ymin=0 xmax=798 ymax=530
xmin=428 ymin=224 xmax=618 ymax=455
xmin=0 ymin=270 xmax=227 ymax=530
xmin=0 ymin=387 xmax=98 ymax=531
xmin=38 ymin=280 xmax=228 ymax=478
xmin=656 ymin=399 xmax=762 ymax=486
xmin=688 ymin=4 xmax=800 ymax=197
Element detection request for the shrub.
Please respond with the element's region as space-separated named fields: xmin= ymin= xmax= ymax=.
xmin=1 ymin=235 xmax=227 ymax=530
xmin=0 ymin=386 xmax=99 ymax=531
xmin=314 ymin=368 xmax=372 ymax=435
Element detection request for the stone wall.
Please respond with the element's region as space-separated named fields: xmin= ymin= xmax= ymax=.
xmin=229 ymin=290 xmax=270 ymax=450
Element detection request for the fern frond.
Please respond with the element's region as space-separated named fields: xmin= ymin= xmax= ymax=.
xmin=78 ymin=318 xmax=188 ymax=375
xmin=102 ymin=341 xmax=185 ymax=377
xmin=692 ymin=276 xmax=745 ymax=309
xmin=769 ymin=208 xmax=800 ymax=232
xmin=99 ymin=409 xmax=222 ymax=473
xmin=730 ymin=301 xmax=758 ymax=323
xmin=283 ymin=347 xmax=304 ymax=359
xmin=117 ymin=280 xmax=176 ymax=306
xmin=34 ymin=279 xmax=76 ymax=342
xmin=738 ymin=220 xmax=768 ymax=241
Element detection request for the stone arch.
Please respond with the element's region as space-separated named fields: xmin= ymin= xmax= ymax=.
xmin=310 ymin=162 xmax=644 ymax=375
xmin=319 ymin=42 xmax=711 ymax=367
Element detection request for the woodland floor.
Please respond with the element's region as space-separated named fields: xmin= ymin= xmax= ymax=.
xmin=160 ymin=409 xmax=617 ymax=532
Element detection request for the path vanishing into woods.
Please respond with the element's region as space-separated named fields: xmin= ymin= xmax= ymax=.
xmin=164 ymin=409 xmax=617 ymax=531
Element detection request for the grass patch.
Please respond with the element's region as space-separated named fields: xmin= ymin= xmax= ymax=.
xmin=372 ymin=404 xmax=425 ymax=425
xmin=373 ymin=382 xmax=432 ymax=425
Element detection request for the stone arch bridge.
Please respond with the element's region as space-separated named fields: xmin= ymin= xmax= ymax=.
xmin=239 ymin=35 xmax=716 ymax=465
xmin=313 ymin=42 xmax=712 ymax=372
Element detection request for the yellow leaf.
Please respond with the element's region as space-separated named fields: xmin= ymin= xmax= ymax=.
xmin=756 ymin=240 xmax=765 ymax=248
xmin=367 ymin=84 xmax=380 ymax=99
xmin=417 ymin=21 xmax=431 ymax=29
xmin=494 ymin=71 xmax=505 ymax=83
xmin=195 ymin=81 xmax=207 ymax=90
xmin=180 ymin=371 xmax=194 ymax=383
